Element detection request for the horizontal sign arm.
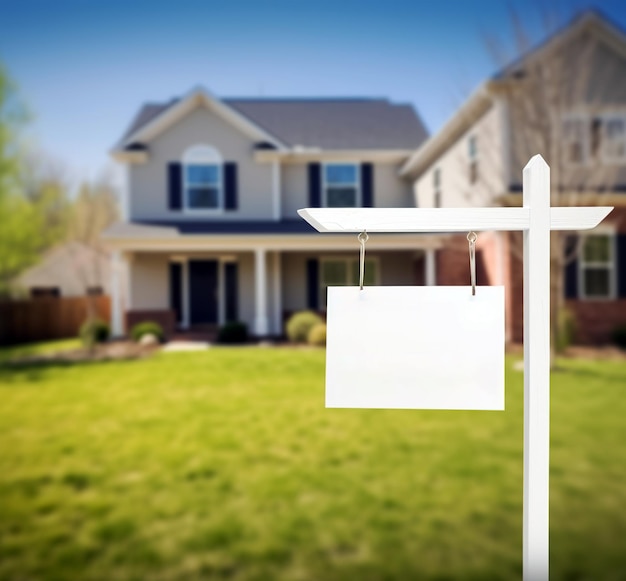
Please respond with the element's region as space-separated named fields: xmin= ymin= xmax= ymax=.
xmin=298 ymin=207 xmax=613 ymax=233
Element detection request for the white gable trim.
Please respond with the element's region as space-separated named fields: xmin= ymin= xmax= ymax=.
xmin=399 ymin=84 xmax=492 ymax=178
xmin=118 ymin=87 xmax=287 ymax=151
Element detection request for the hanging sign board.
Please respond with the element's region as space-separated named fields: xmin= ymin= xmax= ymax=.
xmin=325 ymin=286 xmax=505 ymax=410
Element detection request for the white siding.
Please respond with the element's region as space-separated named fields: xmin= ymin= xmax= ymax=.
xmin=129 ymin=107 xmax=274 ymax=221
xmin=413 ymin=102 xmax=508 ymax=209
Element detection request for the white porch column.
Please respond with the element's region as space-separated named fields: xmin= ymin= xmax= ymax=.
xmin=425 ymin=248 xmax=437 ymax=286
xmin=273 ymin=251 xmax=282 ymax=335
xmin=111 ymin=250 xmax=124 ymax=337
xmin=254 ymin=248 xmax=269 ymax=336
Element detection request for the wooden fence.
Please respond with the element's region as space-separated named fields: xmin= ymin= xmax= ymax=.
xmin=0 ymin=295 xmax=111 ymax=346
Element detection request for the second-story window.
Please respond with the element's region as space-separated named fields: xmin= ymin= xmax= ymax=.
xmin=562 ymin=117 xmax=587 ymax=164
xmin=182 ymin=145 xmax=222 ymax=211
xmin=468 ymin=136 xmax=478 ymax=184
xmin=433 ymin=168 xmax=441 ymax=207
xmin=324 ymin=164 xmax=360 ymax=207
xmin=601 ymin=116 xmax=626 ymax=163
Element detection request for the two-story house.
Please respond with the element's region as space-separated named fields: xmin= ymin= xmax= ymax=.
xmin=400 ymin=10 xmax=626 ymax=344
xmin=104 ymin=92 xmax=440 ymax=338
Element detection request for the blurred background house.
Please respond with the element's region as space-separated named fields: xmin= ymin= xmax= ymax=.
xmin=15 ymin=241 xmax=112 ymax=298
xmin=401 ymin=10 xmax=626 ymax=348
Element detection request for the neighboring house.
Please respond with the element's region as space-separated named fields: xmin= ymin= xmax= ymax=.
xmin=104 ymin=93 xmax=441 ymax=337
xmin=400 ymin=10 xmax=626 ymax=344
xmin=16 ymin=241 xmax=112 ymax=298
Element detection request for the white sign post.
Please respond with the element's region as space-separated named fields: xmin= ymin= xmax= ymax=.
xmin=298 ymin=155 xmax=613 ymax=581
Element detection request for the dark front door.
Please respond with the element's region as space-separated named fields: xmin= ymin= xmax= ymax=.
xmin=189 ymin=260 xmax=218 ymax=324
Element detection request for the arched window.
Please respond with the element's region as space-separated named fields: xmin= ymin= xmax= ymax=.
xmin=182 ymin=145 xmax=223 ymax=210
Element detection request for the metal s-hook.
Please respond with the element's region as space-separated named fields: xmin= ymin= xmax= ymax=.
xmin=357 ymin=230 xmax=369 ymax=290
xmin=467 ymin=231 xmax=477 ymax=296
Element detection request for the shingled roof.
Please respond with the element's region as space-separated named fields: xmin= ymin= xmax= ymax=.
xmin=120 ymin=96 xmax=428 ymax=150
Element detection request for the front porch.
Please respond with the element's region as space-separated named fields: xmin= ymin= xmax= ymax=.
xmin=108 ymin=233 xmax=445 ymax=339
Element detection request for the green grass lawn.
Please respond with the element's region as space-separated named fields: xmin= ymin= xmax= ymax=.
xmin=0 ymin=348 xmax=625 ymax=580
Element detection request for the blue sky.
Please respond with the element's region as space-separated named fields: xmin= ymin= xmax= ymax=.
xmin=1 ymin=0 xmax=625 ymax=184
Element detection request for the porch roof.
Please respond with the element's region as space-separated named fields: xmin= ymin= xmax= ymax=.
xmin=102 ymin=220 xmax=445 ymax=251
xmin=107 ymin=219 xmax=317 ymax=236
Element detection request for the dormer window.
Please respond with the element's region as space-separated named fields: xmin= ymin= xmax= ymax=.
xmin=182 ymin=145 xmax=222 ymax=210
xmin=323 ymin=164 xmax=360 ymax=207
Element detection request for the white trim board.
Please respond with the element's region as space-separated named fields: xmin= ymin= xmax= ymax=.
xmin=115 ymin=87 xmax=286 ymax=153
xmin=298 ymin=206 xmax=613 ymax=233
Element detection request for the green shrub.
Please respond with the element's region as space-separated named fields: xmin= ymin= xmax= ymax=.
xmin=307 ymin=323 xmax=326 ymax=347
xmin=556 ymin=308 xmax=577 ymax=353
xmin=217 ymin=322 xmax=248 ymax=344
xmin=286 ymin=311 xmax=323 ymax=343
xmin=79 ymin=319 xmax=110 ymax=348
xmin=131 ymin=321 xmax=164 ymax=343
xmin=611 ymin=325 xmax=626 ymax=350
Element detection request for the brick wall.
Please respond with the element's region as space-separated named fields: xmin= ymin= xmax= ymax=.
xmin=506 ymin=206 xmax=626 ymax=345
xmin=566 ymin=300 xmax=626 ymax=344
xmin=437 ymin=234 xmax=492 ymax=286
xmin=126 ymin=309 xmax=176 ymax=339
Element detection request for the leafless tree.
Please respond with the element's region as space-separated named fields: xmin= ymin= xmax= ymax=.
xmin=66 ymin=169 xmax=119 ymax=320
xmin=462 ymin=7 xmax=623 ymax=362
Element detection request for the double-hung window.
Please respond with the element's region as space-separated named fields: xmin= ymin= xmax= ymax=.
xmin=468 ymin=136 xmax=478 ymax=184
xmin=579 ymin=234 xmax=615 ymax=299
xmin=323 ymin=164 xmax=360 ymax=207
xmin=433 ymin=168 xmax=442 ymax=207
xmin=601 ymin=116 xmax=626 ymax=163
xmin=319 ymin=257 xmax=378 ymax=308
xmin=562 ymin=117 xmax=587 ymax=164
xmin=562 ymin=112 xmax=626 ymax=165
xmin=182 ymin=145 xmax=222 ymax=211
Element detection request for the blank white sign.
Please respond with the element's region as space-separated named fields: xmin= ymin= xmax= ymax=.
xmin=325 ymin=286 xmax=505 ymax=410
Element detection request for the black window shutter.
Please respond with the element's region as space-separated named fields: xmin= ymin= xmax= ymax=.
xmin=618 ymin=234 xmax=626 ymax=298
xmin=169 ymin=262 xmax=182 ymax=324
xmin=224 ymin=162 xmax=238 ymax=210
xmin=308 ymin=163 xmax=321 ymax=207
xmin=564 ymin=235 xmax=578 ymax=299
xmin=306 ymin=258 xmax=319 ymax=309
xmin=361 ymin=163 xmax=374 ymax=207
xmin=168 ymin=162 xmax=182 ymax=210
xmin=225 ymin=262 xmax=239 ymax=322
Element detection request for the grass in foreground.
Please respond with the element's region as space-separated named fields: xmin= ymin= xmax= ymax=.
xmin=0 ymin=349 xmax=625 ymax=580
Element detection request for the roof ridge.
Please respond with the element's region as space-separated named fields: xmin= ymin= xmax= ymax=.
xmin=224 ymin=97 xmax=390 ymax=102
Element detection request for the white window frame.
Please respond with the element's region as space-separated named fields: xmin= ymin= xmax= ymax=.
xmin=322 ymin=163 xmax=361 ymax=208
xmin=433 ymin=167 xmax=442 ymax=208
xmin=319 ymin=255 xmax=380 ymax=309
xmin=578 ymin=228 xmax=617 ymax=301
xmin=599 ymin=112 xmax=626 ymax=165
xmin=468 ymin=135 xmax=479 ymax=185
xmin=182 ymin=144 xmax=223 ymax=213
xmin=561 ymin=113 xmax=589 ymax=166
